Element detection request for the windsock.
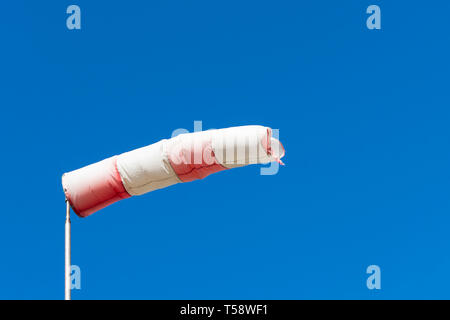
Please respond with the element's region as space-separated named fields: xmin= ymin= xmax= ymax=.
xmin=62 ymin=125 xmax=285 ymax=217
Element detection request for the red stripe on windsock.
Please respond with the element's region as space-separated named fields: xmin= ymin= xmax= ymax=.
xmin=62 ymin=157 xmax=130 ymax=218
xmin=168 ymin=139 xmax=227 ymax=182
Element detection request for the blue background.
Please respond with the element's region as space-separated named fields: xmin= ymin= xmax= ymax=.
xmin=1 ymin=1 xmax=449 ymax=299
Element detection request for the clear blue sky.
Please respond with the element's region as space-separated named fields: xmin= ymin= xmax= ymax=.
xmin=1 ymin=1 xmax=449 ymax=299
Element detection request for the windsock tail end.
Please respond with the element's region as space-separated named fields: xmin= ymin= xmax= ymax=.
xmin=269 ymin=137 xmax=285 ymax=165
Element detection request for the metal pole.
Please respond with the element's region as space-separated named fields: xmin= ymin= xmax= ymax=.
xmin=65 ymin=199 xmax=71 ymax=300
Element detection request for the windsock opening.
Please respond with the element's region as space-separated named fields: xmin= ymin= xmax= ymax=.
xmin=62 ymin=157 xmax=131 ymax=218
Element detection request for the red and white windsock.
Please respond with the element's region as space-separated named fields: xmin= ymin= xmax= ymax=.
xmin=62 ymin=125 xmax=285 ymax=217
